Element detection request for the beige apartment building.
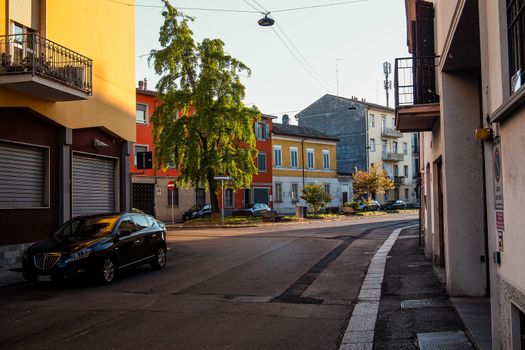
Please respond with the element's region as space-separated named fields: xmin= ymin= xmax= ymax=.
xmin=367 ymin=106 xmax=418 ymax=205
xmin=395 ymin=0 xmax=525 ymax=348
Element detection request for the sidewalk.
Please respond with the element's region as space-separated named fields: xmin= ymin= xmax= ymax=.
xmin=373 ymin=226 xmax=474 ymax=349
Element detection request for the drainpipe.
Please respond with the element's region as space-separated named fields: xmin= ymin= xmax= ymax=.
xmin=301 ymin=137 xmax=306 ymax=188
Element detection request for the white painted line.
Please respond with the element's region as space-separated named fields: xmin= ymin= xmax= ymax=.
xmin=339 ymin=225 xmax=418 ymax=349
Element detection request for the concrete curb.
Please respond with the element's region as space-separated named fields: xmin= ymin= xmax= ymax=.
xmin=339 ymin=224 xmax=419 ymax=350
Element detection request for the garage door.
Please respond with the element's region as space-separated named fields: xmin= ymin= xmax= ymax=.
xmin=0 ymin=142 xmax=46 ymax=208
xmin=72 ymin=154 xmax=116 ymax=217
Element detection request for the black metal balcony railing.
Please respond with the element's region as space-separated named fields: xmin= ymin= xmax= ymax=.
xmin=0 ymin=34 xmax=92 ymax=94
xmin=394 ymin=176 xmax=405 ymax=185
xmin=394 ymin=56 xmax=439 ymax=107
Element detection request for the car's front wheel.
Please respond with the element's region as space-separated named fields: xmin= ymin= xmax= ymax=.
xmin=99 ymin=257 xmax=116 ymax=284
xmin=151 ymin=246 xmax=167 ymax=270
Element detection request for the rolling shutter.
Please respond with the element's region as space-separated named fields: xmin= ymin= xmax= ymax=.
xmin=0 ymin=142 xmax=46 ymax=208
xmin=9 ymin=0 xmax=41 ymax=30
xmin=72 ymin=154 xmax=116 ymax=217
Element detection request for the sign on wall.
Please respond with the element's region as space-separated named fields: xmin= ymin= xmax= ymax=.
xmin=493 ymin=142 xmax=504 ymax=210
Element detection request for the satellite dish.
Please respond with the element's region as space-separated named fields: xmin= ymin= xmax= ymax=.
xmin=258 ymin=15 xmax=275 ymax=26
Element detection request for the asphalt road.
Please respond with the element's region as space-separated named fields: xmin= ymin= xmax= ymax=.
xmin=0 ymin=215 xmax=418 ymax=350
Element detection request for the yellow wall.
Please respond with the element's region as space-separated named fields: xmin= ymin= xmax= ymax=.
xmin=0 ymin=0 xmax=136 ymax=141
xmin=272 ymin=137 xmax=338 ymax=178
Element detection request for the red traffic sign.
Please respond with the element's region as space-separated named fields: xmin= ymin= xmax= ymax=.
xmin=167 ymin=181 xmax=175 ymax=191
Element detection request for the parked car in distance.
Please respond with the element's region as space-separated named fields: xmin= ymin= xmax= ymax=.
xmin=22 ymin=212 xmax=167 ymax=285
xmin=383 ymin=200 xmax=407 ymax=210
xmin=232 ymin=203 xmax=271 ymax=217
xmin=183 ymin=204 xmax=202 ymax=221
xmin=359 ymin=200 xmax=381 ymax=211
xmin=192 ymin=204 xmax=211 ymax=219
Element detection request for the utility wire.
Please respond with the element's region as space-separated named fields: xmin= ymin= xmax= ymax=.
xmin=270 ymin=26 xmax=330 ymax=91
xmin=109 ymin=0 xmax=368 ymax=14
xmin=274 ymin=21 xmax=333 ymax=90
xmin=240 ymin=0 xmax=265 ymax=13
xmin=250 ymin=0 xmax=270 ymax=13
xmin=272 ymin=0 xmax=368 ymax=13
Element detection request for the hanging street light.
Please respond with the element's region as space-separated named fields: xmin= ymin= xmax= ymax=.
xmin=258 ymin=14 xmax=275 ymax=26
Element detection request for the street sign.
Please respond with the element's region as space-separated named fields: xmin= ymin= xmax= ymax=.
xmin=167 ymin=181 xmax=175 ymax=191
xmin=493 ymin=142 xmax=504 ymax=209
xmin=214 ymin=175 xmax=231 ymax=181
xmin=137 ymin=151 xmax=153 ymax=169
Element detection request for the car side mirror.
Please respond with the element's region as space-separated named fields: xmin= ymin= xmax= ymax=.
xmin=119 ymin=230 xmax=132 ymax=237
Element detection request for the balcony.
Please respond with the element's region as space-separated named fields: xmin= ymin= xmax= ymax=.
xmin=381 ymin=127 xmax=403 ymax=138
xmin=394 ymin=176 xmax=405 ymax=185
xmin=382 ymin=152 xmax=404 ymax=162
xmin=0 ymin=34 xmax=92 ymax=101
xmin=394 ymin=56 xmax=440 ymax=132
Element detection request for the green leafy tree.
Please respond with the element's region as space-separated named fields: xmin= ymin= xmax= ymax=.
xmin=352 ymin=163 xmax=395 ymax=205
xmin=300 ymin=184 xmax=332 ymax=214
xmin=149 ymin=1 xmax=259 ymax=217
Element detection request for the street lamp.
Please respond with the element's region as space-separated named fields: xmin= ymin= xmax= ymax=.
xmin=258 ymin=14 xmax=275 ymax=26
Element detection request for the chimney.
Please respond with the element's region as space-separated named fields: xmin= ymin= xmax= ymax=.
xmin=282 ymin=114 xmax=289 ymax=125
xmin=138 ymin=80 xmax=144 ymax=90
xmin=143 ymin=78 xmax=148 ymax=90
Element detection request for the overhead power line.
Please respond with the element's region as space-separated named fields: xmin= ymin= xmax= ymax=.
xmin=109 ymin=0 xmax=368 ymax=14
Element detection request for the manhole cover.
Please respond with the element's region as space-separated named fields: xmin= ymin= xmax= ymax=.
xmin=417 ymin=331 xmax=472 ymax=349
xmin=401 ymin=298 xmax=449 ymax=309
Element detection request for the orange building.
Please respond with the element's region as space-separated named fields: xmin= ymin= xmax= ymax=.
xmin=225 ymin=115 xmax=276 ymax=213
xmin=132 ymin=84 xmax=209 ymax=221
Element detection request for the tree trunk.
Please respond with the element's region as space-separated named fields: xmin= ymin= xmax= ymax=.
xmin=207 ymin=171 xmax=220 ymax=219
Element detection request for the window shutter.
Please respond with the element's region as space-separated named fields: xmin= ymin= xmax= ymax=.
xmin=9 ymin=0 xmax=41 ymax=30
xmin=265 ymin=124 xmax=270 ymax=139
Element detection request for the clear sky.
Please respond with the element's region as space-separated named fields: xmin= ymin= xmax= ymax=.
xmin=135 ymin=0 xmax=409 ymax=122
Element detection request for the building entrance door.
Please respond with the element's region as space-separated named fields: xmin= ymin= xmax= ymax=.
xmin=132 ymin=183 xmax=155 ymax=216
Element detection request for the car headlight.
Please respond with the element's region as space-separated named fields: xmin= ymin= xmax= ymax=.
xmin=65 ymin=248 xmax=92 ymax=264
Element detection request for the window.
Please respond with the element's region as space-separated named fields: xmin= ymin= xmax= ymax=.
xmin=136 ymin=103 xmax=147 ymax=124
xmin=404 ymin=165 xmax=409 ymax=177
xmin=324 ymin=184 xmax=330 ymax=195
xmin=291 ymin=183 xmax=299 ymax=202
xmin=290 ymin=147 xmax=299 ymax=168
xmin=394 ymin=188 xmax=399 ymax=200
xmin=273 ymin=146 xmax=282 ymax=167
xmin=134 ymin=145 xmax=148 ymax=166
xmin=403 ymin=142 xmax=408 ymax=155
xmin=167 ymin=186 xmax=179 ymax=206
xmin=117 ymin=217 xmax=137 ymax=236
xmin=370 ymin=138 xmax=376 ymax=152
xmin=132 ymin=214 xmax=149 ymax=230
xmin=382 ymin=140 xmax=387 ymax=153
xmin=405 ymin=188 xmax=409 ymax=200
xmin=381 ymin=115 xmax=386 ymax=131
xmin=322 ymin=150 xmax=330 ymax=170
xmin=369 ymin=113 xmax=375 ymax=127
xmin=393 ymin=141 xmax=398 ymax=153
xmin=196 ymin=188 xmax=205 ymax=206
xmin=258 ymin=153 xmax=267 ymax=172
xmin=306 ymin=149 xmax=314 ymax=169
xmin=508 ymin=0 xmax=525 ymax=93
xmin=394 ymin=165 xmax=399 ymax=176
xmin=225 ymin=188 xmax=234 ymax=207
xmin=275 ymin=183 xmax=283 ymax=202
xmin=254 ymin=122 xmax=269 ymax=140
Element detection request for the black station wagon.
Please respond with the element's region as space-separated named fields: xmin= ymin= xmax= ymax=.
xmin=22 ymin=212 xmax=167 ymax=284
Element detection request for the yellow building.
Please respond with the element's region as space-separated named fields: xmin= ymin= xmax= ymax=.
xmin=272 ymin=118 xmax=340 ymax=214
xmin=0 ymin=0 xmax=135 ymax=269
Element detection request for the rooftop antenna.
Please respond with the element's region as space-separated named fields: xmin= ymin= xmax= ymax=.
xmin=383 ymin=61 xmax=392 ymax=108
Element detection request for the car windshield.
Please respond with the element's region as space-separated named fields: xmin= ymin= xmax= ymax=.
xmin=54 ymin=217 xmax=118 ymax=239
